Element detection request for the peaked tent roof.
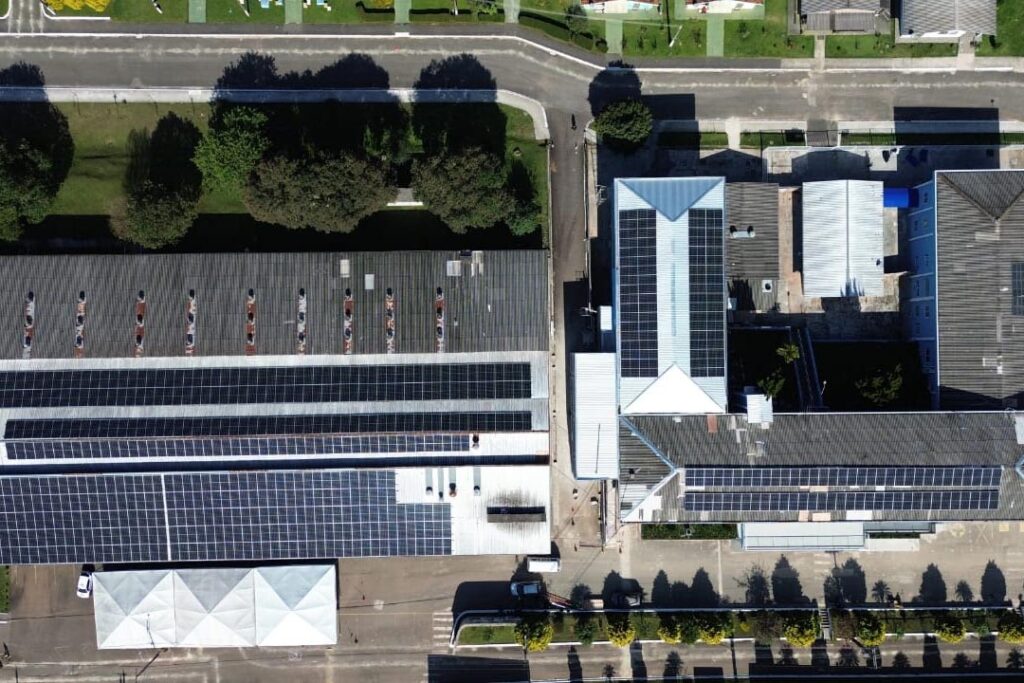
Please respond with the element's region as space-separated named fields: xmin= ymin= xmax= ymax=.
xmin=618 ymin=177 xmax=721 ymax=221
xmin=94 ymin=566 xmax=338 ymax=649
xmin=622 ymin=364 xmax=726 ymax=415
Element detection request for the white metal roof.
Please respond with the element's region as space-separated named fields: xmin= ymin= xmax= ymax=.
xmin=94 ymin=565 xmax=337 ymax=649
xmin=572 ymin=353 xmax=619 ymax=479
xmin=739 ymin=521 xmax=865 ymax=551
xmin=802 ymin=180 xmax=884 ymax=299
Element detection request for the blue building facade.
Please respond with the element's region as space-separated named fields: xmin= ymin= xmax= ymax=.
xmin=904 ymin=177 xmax=939 ymax=406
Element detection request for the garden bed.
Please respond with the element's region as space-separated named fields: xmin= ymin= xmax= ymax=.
xmin=641 ymin=524 xmax=737 ymax=540
xmin=813 ymin=341 xmax=930 ymax=412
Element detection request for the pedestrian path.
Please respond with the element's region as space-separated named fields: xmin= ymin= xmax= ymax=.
xmin=502 ymin=0 xmax=517 ymax=23
xmin=705 ymin=16 xmax=723 ymax=57
xmin=188 ymin=0 xmax=206 ymax=23
xmin=605 ymin=18 xmax=622 ymax=55
xmin=431 ymin=611 xmax=453 ymax=651
xmin=394 ymin=0 xmax=410 ymax=23
xmin=284 ymin=0 xmax=301 ymax=24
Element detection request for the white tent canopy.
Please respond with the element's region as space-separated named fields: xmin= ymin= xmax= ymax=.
xmin=94 ymin=565 xmax=337 ymax=649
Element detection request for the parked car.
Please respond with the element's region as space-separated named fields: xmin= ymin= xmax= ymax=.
xmin=509 ymin=580 xmax=544 ymax=598
xmin=76 ymin=571 xmax=93 ymax=599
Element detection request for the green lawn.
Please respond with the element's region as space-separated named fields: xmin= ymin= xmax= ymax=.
xmin=0 ymin=0 xmax=8 ymax=18
xmin=740 ymin=130 xmax=805 ymax=148
xmin=458 ymin=623 xmax=516 ymax=645
xmin=977 ymin=0 xmax=1024 ymax=56
xmin=304 ymin=1 xmax=394 ymax=23
xmin=207 ymin=0 xmax=285 ymax=23
xmin=503 ymin=105 xmax=550 ymax=244
xmin=827 ymin=25 xmax=958 ymax=58
xmin=723 ymin=0 xmax=812 ymax=57
xmin=641 ymin=523 xmax=737 ymax=539
xmin=407 ymin=0 xmax=503 ymax=22
xmin=620 ymin=19 xmax=706 ymax=57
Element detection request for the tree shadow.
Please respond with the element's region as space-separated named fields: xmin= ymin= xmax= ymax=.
xmin=125 ymin=129 xmax=151 ymax=195
xmin=1007 ymin=648 xmax=1024 ymax=670
xmin=570 ymin=583 xmax=591 ymax=609
xmin=980 ymin=560 xmax=1007 ymax=605
xmin=979 ymin=634 xmax=997 ymax=671
xmin=629 ymin=641 xmax=647 ymax=682
xmin=214 ymin=52 xmax=281 ymax=90
xmin=955 ymin=579 xmax=974 ymax=604
xmin=891 ymin=651 xmax=911 ymax=669
xmin=311 ymin=52 xmax=392 ymax=89
xmin=412 ymin=54 xmax=504 ymax=157
xmin=652 ymin=570 xmax=671 ymax=607
xmin=662 ymin=651 xmax=682 ymax=681
xmin=771 ymin=556 xmax=807 ymax=605
xmin=567 ymin=646 xmax=583 ymax=683
xmin=147 ymin=113 xmax=202 ymax=194
xmin=601 ymin=570 xmax=623 ymax=602
xmin=916 ymin=564 xmax=947 ymax=604
xmin=951 ymin=652 xmax=974 ymax=669
xmin=587 ymin=62 xmax=642 ymax=117
xmin=754 ymin=643 xmax=775 ymax=665
xmin=689 ymin=568 xmax=719 ymax=607
xmin=834 ymin=558 xmax=866 ymax=605
xmin=739 ymin=565 xmax=771 ymax=607
xmin=810 ymin=639 xmax=830 ymax=668
xmin=922 ymin=635 xmax=942 ymax=671
xmin=836 ymin=647 xmax=859 ymax=667
xmin=871 ymin=579 xmax=890 ymax=604
xmin=778 ymin=647 xmax=797 ymax=666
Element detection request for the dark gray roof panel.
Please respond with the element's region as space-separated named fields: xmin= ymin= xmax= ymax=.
xmin=802 ymin=0 xmax=876 ymax=12
xmin=0 ymin=252 xmax=549 ymax=359
xmin=901 ymin=0 xmax=996 ymax=36
xmin=725 ymin=183 xmax=780 ymax=282
xmin=935 ymin=171 xmax=1024 ymax=409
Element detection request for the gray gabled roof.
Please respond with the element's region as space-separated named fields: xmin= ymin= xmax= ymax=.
xmin=802 ymin=0 xmax=876 ymax=14
xmin=619 ymin=411 xmax=1024 ymax=523
xmin=934 ymin=171 xmax=1024 ymax=410
xmin=0 ymin=251 xmax=549 ymax=359
xmin=901 ymin=0 xmax=996 ymax=36
xmin=725 ymin=183 xmax=780 ymax=283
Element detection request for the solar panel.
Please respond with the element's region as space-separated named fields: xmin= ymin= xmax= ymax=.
xmin=682 ymin=490 xmax=999 ymax=512
xmin=0 ymin=470 xmax=452 ymax=564
xmin=0 ymin=363 xmax=532 ymax=408
xmin=618 ymin=209 xmax=659 ymax=378
xmin=684 ymin=466 xmax=1002 ymax=489
xmin=5 ymin=412 xmax=532 ymax=439
xmin=5 ymin=434 xmax=469 ymax=460
xmin=688 ymin=208 xmax=725 ymax=378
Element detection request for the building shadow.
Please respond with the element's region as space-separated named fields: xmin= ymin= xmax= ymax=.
xmin=452 ymin=581 xmax=516 ymax=614
xmin=630 ymin=641 xmax=648 ymax=681
xmin=893 ymin=106 xmax=1001 ymax=146
xmin=567 ymin=646 xmax=583 ymax=683
xmin=663 ymin=651 xmax=683 ymax=681
xmin=979 ymin=635 xmax=998 ymax=671
xmin=922 ymin=635 xmax=942 ymax=671
xmin=426 ymin=655 xmax=530 ymax=683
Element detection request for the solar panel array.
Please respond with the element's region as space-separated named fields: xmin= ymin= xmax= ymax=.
xmin=5 ymin=412 xmax=532 ymax=439
xmin=688 ymin=209 xmax=725 ymax=378
xmin=0 ymin=363 xmax=532 ymax=408
xmin=6 ymin=434 xmax=469 ymax=460
xmin=0 ymin=471 xmax=451 ymax=564
xmin=618 ymin=209 xmax=659 ymax=378
xmin=684 ymin=467 xmax=1002 ymax=489
xmin=683 ymin=490 xmax=999 ymax=513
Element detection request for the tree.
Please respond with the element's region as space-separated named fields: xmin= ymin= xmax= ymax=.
xmin=657 ymin=618 xmax=682 ymax=644
xmin=114 ymin=113 xmax=202 ymax=249
xmin=697 ymin=612 xmax=730 ymax=645
xmin=565 ymin=3 xmax=588 ymax=38
xmin=832 ymin=610 xmax=857 ymax=642
xmin=782 ymin=613 xmax=817 ymax=648
xmin=412 ymin=147 xmax=515 ymax=233
xmin=757 ymin=368 xmax=785 ymax=399
xmin=593 ymin=99 xmax=653 ymax=151
xmin=999 ymin=611 xmax=1024 ymax=645
xmin=750 ymin=610 xmax=783 ymax=644
xmin=855 ymin=364 xmax=903 ymax=407
xmin=934 ymin=612 xmax=966 ymax=643
xmin=514 ymin=614 xmax=554 ymax=652
xmin=606 ymin=614 xmax=636 ymax=647
xmin=856 ymin=612 xmax=886 ymax=647
xmin=472 ymin=0 xmax=499 ymax=15
xmin=776 ymin=343 xmax=800 ymax=364
xmin=574 ymin=615 xmax=597 ymax=646
xmin=111 ymin=183 xmax=199 ymax=249
xmin=194 ymin=106 xmax=269 ymax=195
xmin=245 ymin=152 xmax=393 ymax=233
xmin=0 ymin=144 xmax=59 ymax=241
xmin=677 ymin=613 xmax=700 ymax=644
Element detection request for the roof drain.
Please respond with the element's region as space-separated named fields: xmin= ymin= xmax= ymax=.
xmin=185 ymin=289 xmax=197 ymax=356
xmin=22 ymin=291 xmax=35 ymax=360
xmin=134 ymin=290 xmax=146 ymax=357
xmin=384 ymin=287 xmax=396 ymax=354
xmin=297 ymin=287 xmax=307 ymax=355
xmin=245 ymin=288 xmax=257 ymax=355
xmin=74 ymin=291 xmax=86 ymax=358
xmin=343 ymin=288 xmax=354 ymax=355
xmin=435 ymin=287 xmax=445 ymax=353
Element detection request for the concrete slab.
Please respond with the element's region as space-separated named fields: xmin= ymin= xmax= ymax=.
xmin=706 ymin=16 xmax=724 ymax=57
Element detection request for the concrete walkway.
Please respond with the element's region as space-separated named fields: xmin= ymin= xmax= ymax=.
xmin=502 ymin=0 xmax=517 ymax=23
xmin=705 ymin=16 xmax=723 ymax=58
xmin=394 ymin=0 xmax=410 ymax=23
xmin=605 ymin=18 xmax=622 ymax=55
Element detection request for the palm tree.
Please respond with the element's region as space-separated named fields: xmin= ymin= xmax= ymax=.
xmin=871 ymin=580 xmax=890 ymax=604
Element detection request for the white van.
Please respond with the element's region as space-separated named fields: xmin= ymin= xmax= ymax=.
xmin=527 ymin=556 xmax=561 ymax=573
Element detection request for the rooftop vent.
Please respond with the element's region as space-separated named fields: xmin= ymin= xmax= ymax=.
xmin=22 ymin=291 xmax=34 ymax=360
xmin=435 ymin=287 xmax=446 ymax=353
xmin=245 ymin=289 xmax=257 ymax=355
xmin=74 ymin=290 xmax=87 ymax=359
xmin=134 ymin=291 xmax=147 ymax=358
xmin=297 ymin=287 xmax=308 ymax=355
xmin=185 ymin=289 xmax=197 ymax=356
xmin=343 ymin=288 xmax=354 ymax=355
xmin=384 ymin=288 xmax=396 ymax=354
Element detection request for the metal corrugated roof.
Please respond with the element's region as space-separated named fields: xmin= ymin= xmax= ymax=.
xmin=0 ymin=251 xmax=549 ymax=360
xmin=802 ymin=0 xmax=876 ymax=12
xmin=571 ymin=353 xmax=619 ymax=479
xmin=901 ymin=0 xmax=996 ymax=35
xmin=935 ymin=171 xmax=1024 ymax=410
xmin=618 ymin=411 xmax=1024 ymax=523
xmin=725 ymin=183 xmax=780 ymax=284
xmin=802 ymin=181 xmax=884 ymax=298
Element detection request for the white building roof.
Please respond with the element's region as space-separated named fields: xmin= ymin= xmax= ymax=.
xmin=802 ymin=180 xmax=884 ymax=298
xmin=572 ymin=353 xmax=619 ymax=479
xmin=94 ymin=566 xmax=337 ymax=649
xmin=739 ymin=521 xmax=865 ymax=551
